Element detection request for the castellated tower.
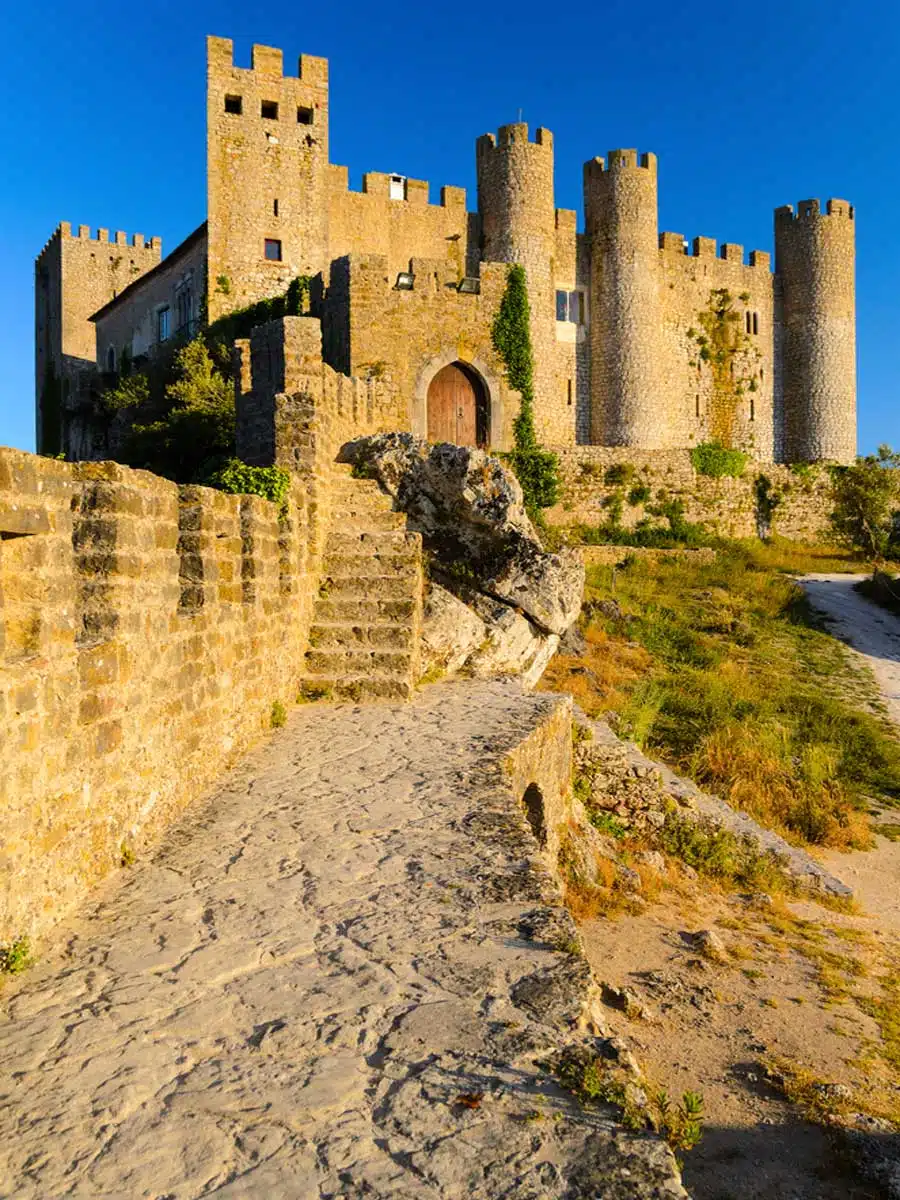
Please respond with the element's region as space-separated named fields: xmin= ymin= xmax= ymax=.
xmin=775 ymin=199 xmax=856 ymax=463
xmin=206 ymin=36 xmax=329 ymax=321
xmin=476 ymin=125 xmax=558 ymax=441
xmin=34 ymin=223 xmax=161 ymax=455
xmin=584 ymin=151 xmax=664 ymax=447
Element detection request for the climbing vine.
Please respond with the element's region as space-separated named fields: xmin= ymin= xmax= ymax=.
xmin=687 ymin=288 xmax=761 ymax=448
xmin=491 ymin=264 xmax=560 ymax=518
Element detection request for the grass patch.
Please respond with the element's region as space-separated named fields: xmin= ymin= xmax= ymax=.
xmin=0 ymin=936 xmax=32 ymax=976
xmin=542 ymin=540 xmax=900 ymax=848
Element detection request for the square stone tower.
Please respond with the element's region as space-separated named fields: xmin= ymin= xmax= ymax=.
xmin=206 ymin=36 xmax=330 ymax=321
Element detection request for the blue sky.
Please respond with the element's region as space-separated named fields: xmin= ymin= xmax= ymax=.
xmin=1 ymin=0 xmax=897 ymax=455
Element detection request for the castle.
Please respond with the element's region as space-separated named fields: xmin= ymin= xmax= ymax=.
xmin=35 ymin=35 xmax=857 ymax=465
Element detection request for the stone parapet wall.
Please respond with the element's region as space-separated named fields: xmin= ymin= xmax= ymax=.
xmin=548 ymin=446 xmax=833 ymax=542
xmin=0 ymin=448 xmax=318 ymax=944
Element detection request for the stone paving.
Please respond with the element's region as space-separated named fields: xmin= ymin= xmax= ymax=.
xmin=0 ymin=681 xmax=685 ymax=1199
xmin=802 ymin=573 xmax=900 ymax=727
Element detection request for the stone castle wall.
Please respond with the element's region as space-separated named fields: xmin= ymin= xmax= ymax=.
xmin=0 ymin=450 xmax=312 ymax=944
xmin=322 ymin=256 xmax=519 ymax=449
xmin=2 ymin=318 xmax=403 ymax=945
xmin=549 ymin=447 xmax=833 ymax=541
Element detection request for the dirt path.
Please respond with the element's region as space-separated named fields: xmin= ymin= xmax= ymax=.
xmin=801 ymin=573 xmax=900 ymax=928
xmin=801 ymin=573 xmax=900 ymax=727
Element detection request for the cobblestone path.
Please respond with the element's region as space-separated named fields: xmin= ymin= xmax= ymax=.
xmin=0 ymin=681 xmax=684 ymax=1199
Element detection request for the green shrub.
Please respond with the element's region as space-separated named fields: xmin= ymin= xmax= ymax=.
xmin=691 ymin=440 xmax=748 ymax=479
xmin=628 ymin=484 xmax=651 ymax=505
xmin=270 ymin=700 xmax=287 ymax=728
xmin=604 ymin=462 xmax=635 ymax=487
xmin=205 ymin=459 xmax=291 ymax=507
xmin=492 ymin=265 xmax=560 ymax=517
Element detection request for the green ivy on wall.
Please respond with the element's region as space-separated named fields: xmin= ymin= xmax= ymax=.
xmin=491 ymin=264 xmax=560 ymax=518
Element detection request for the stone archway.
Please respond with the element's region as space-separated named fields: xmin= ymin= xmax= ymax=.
xmin=426 ymin=362 xmax=489 ymax=447
xmin=413 ymin=351 xmax=503 ymax=448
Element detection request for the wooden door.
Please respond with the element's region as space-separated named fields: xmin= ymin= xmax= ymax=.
xmin=427 ymin=363 xmax=478 ymax=445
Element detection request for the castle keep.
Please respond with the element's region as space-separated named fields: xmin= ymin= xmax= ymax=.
xmin=35 ymin=36 xmax=857 ymax=464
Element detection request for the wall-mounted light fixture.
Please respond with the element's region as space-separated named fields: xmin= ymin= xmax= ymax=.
xmin=395 ymin=272 xmax=415 ymax=290
xmin=457 ymin=277 xmax=480 ymax=295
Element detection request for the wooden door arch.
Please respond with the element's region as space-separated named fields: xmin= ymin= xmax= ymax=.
xmin=426 ymin=362 xmax=489 ymax=447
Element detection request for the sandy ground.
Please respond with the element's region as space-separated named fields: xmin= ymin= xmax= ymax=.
xmin=578 ymin=578 xmax=900 ymax=1198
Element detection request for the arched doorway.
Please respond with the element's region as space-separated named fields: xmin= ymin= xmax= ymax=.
xmin=426 ymin=362 xmax=489 ymax=447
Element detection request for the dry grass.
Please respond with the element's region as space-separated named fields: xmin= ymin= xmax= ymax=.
xmin=543 ymin=541 xmax=900 ymax=849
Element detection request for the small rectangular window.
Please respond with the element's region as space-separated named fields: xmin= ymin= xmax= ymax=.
xmin=745 ymin=311 xmax=751 ymax=334
xmin=273 ymin=198 xmax=279 ymax=217
xmin=264 ymin=238 xmax=282 ymax=262
xmin=224 ymin=94 xmax=242 ymax=115
xmin=555 ymin=290 xmax=568 ymax=321
xmin=753 ymin=312 xmax=759 ymax=335
xmin=261 ymin=100 xmax=279 ymax=120
xmin=567 ymin=379 xmax=573 ymax=406
xmin=158 ymin=307 xmax=170 ymax=342
xmin=568 ymin=290 xmax=586 ymax=324
xmin=389 ymin=174 xmax=406 ymax=201
xmin=297 ymin=106 xmax=314 ymax=125
xmin=750 ymin=396 xmax=756 ymax=421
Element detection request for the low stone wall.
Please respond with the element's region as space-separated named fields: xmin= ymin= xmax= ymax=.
xmin=0 ymin=449 xmax=321 ymax=943
xmin=547 ymin=446 xmax=833 ymax=542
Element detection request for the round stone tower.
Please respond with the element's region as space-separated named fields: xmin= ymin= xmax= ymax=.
xmin=775 ymin=199 xmax=856 ymax=464
xmin=584 ymin=150 xmax=664 ymax=447
xmin=476 ymin=125 xmax=556 ymax=441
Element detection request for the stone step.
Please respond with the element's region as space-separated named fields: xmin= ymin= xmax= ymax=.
xmin=304 ymin=647 xmax=414 ymax=677
xmin=332 ymin=477 xmax=387 ymax=500
xmin=298 ymin=675 xmax=414 ymax=703
xmin=331 ymin=508 xmax=405 ymax=531
xmin=323 ymin=552 xmax=421 ymax=578
xmin=309 ymin=622 xmax=415 ymax=651
xmin=325 ymin=530 xmax=419 ymax=556
xmin=315 ymin=597 xmax=418 ymax=624
xmin=318 ymin=575 xmax=420 ymax=602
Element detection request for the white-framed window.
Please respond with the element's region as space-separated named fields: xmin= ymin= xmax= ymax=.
xmin=157 ymin=307 xmax=170 ymax=342
xmin=555 ymin=288 xmax=587 ymax=325
xmin=389 ymin=174 xmax=406 ymax=201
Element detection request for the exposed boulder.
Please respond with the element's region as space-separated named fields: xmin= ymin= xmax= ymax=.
xmin=340 ymin=435 xmax=585 ymax=685
xmin=421 ymin=584 xmax=487 ymax=676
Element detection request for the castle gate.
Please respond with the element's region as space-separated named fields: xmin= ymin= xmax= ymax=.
xmin=426 ymin=362 xmax=489 ymax=447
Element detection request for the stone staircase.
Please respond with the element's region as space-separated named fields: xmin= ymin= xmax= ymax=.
xmin=299 ymin=465 xmax=423 ymax=702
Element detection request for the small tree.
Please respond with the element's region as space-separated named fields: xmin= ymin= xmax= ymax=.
xmin=829 ymin=445 xmax=900 ymax=560
xmin=491 ymin=265 xmax=560 ymax=518
xmin=126 ymin=339 xmax=235 ymax=482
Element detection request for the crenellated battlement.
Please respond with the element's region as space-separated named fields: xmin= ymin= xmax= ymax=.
xmin=327 ymin=164 xmax=467 ymax=210
xmin=476 ymin=124 xmax=553 ymax=155
xmin=207 ymin=35 xmax=328 ymax=87
xmin=776 ymin=198 xmax=855 ymax=224
xmin=37 ymin=222 xmax=162 ymax=259
xmin=657 ymin=231 xmax=770 ymax=269
xmin=585 ymin=149 xmax=657 ymax=176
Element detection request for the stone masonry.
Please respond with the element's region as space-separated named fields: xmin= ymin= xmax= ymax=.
xmin=0 ymin=682 xmax=687 ymax=1198
xmin=36 ymin=34 xmax=857 ymax=465
xmin=1 ymin=318 xmax=417 ymax=945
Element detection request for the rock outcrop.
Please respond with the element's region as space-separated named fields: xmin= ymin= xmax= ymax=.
xmin=339 ymin=434 xmax=584 ymax=685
